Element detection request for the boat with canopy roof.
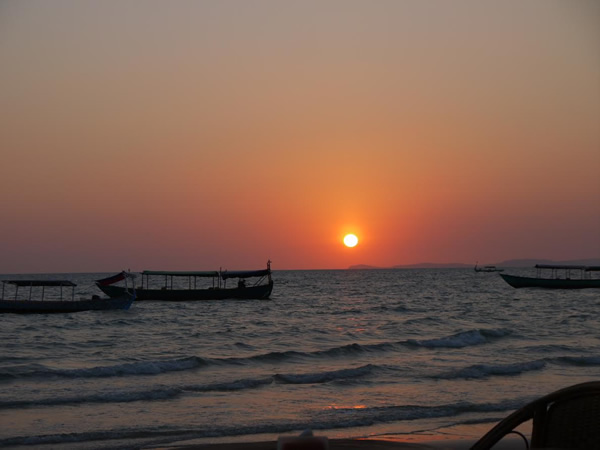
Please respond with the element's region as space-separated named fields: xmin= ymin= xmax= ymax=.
xmin=500 ymin=264 xmax=600 ymax=289
xmin=96 ymin=261 xmax=273 ymax=301
xmin=0 ymin=276 xmax=135 ymax=313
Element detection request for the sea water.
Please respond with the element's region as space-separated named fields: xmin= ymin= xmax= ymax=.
xmin=1 ymin=269 xmax=599 ymax=449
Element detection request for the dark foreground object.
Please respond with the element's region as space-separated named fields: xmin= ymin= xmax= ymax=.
xmin=470 ymin=381 xmax=600 ymax=449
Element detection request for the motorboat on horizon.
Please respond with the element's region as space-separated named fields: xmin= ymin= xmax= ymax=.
xmin=474 ymin=263 xmax=504 ymax=273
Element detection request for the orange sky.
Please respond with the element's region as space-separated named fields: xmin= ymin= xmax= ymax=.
xmin=1 ymin=1 xmax=599 ymax=272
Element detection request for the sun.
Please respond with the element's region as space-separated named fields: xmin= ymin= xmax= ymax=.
xmin=343 ymin=234 xmax=359 ymax=248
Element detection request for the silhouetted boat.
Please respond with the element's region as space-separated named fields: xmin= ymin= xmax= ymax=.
xmin=0 ymin=278 xmax=135 ymax=314
xmin=96 ymin=262 xmax=273 ymax=301
xmin=500 ymin=264 xmax=600 ymax=289
xmin=474 ymin=263 xmax=504 ymax=273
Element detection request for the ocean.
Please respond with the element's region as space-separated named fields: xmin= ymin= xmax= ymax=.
xmin=1 ymin=269 xmax=599 ymax=449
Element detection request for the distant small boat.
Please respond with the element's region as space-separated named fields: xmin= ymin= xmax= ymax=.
xmin=474 ymin=263 xmax=504 ymax=273
xmin=500 ymin=264 xmax=600 ymax=289
xmin=96 ymin=261 xmax=273 ymax=301
xmin=0 ymin=277 xmax=135 ymax=314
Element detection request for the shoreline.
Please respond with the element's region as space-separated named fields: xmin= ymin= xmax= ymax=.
xmin=144 ymin=420 xmax=532 ymax=450
xmin=149 ymin=438 xmax=472 ymax=450
xmin=149 ymin=436 xmax=523 ymax=450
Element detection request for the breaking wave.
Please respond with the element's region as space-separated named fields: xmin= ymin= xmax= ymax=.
xmin=0 ymin=356 xmax=210 ymax=380
xmin=0 ymin=364 xmax=376 ymax=408
xmin=554 ymin=355 xmax=600 ymax=366
xmin=0 ymin=329 xmax=512 ymax=381
xmin=406 ymin=328 xmax=510 ymax=349
xmin=435 ymin=360 xmax=546 ymax=379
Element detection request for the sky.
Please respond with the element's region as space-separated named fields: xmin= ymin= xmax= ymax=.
xmin=1 ymin=0 xmax=599 ymax=273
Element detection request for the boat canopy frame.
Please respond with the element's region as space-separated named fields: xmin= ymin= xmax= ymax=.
xmin=139 ymin=261 xmax=272 ymax=290
xmin=140 ymin=271 xmax=221 ymax=290
xmin=1 ymin=280 xmax=76 ymax=302
xmin=534 ymin=264 xmax=600 ymax=280
xmin=97 ymin=262 xmax=272 ymax=292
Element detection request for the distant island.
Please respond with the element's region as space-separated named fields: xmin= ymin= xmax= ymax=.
xmin=348 ymin=258 xmax=600 ymax=270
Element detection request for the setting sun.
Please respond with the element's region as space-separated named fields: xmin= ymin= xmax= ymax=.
xmin=343 ymin=234 xmax=359 ymax=248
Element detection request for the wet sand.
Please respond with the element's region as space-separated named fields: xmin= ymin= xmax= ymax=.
xmin=151 ymin=437 xmax=530 ymax=450
xmin=152 ymin=439 xmax=466 ymax=449
xmin=148 ymin=422 xmax=525 ymax=449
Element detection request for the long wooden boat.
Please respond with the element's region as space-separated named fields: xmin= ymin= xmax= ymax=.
xmin=96 ymin=262 xmax=273 ymax=301
xmin=0 ymin=279 xmax=135 ymax=314
xmin=500 ymin=264 xmax=600 ymax=289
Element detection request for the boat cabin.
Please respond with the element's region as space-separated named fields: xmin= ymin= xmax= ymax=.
xmin=220 ymin=268 xmax=272 ymax=288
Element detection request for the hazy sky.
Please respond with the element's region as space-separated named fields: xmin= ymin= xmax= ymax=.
xmin=1 ymin=1 xmax=599 ymax=272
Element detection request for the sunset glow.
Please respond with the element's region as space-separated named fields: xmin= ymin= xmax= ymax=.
xmin=0 ymin=1 xmax=598 ymax=272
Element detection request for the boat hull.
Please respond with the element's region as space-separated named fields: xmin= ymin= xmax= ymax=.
xmin=96 ymin=281 xmax=274 ymax=301
xmin=0 ymin=295 xmax=134 ymax=314
xmin=500 ymin=273 xmax=600 ymax=289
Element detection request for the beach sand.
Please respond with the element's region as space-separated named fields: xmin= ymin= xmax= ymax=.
xmin=151 ymin=437 xmax=523 ymax=450
xmin=150 ymin=428 xmax=524 ymax=450
xmin=147 ymin=419 xmax=529 ymax=449
xmin=151 ymin=439 xmax=463 ymax=450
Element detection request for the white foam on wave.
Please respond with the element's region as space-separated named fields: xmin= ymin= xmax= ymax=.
xmin=436 ymin=360 xmax=546 ymax=379
xmin=0 ymin=364 xmax=377 ymax=409
xmin=406 ymin=328 xmax=509 ymax=349
xmin=1 ymin=356 xmax=210 ymax=380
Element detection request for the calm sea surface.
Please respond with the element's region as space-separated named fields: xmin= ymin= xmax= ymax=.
xmin=1 ymin=269 xmax=599 ymax=449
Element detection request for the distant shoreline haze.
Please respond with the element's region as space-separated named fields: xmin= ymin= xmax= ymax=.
xmin=2 ymin=258 xmax=600 ymax=275
xmin=348 ymin=258 xmax=600 ymax=270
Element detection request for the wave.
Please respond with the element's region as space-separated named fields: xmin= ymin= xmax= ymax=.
xmin=0 ymin=397 xmax=527 ymax=448
xmin=405 ymin=328 xmax=510 ymax=349
xmin=0 ymin=386 xmax=186 ymax=409
xmin=273 ymin=364 xmax=375 ymax=384
xmin=435 ymin=360 xmax=546 ymax=380
xmin=0 ymin=330 xmax=510 ymax=382
xmin=0 ymin=364 xmax=376 ymax=409
xmin=239 ymin=328 xmax=509 ymax=362
xmin=0 ymin=347 xmax=387 ymax=382
xmin=554 ymin=355 xmax=600 ymax=366
xmin=0 ymin=356 xmax=210 ymax=381
xmin=429 ymin=354 xmax=600 ymax=380
xmin=224 ymin=342 xmax=397 ymax=365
